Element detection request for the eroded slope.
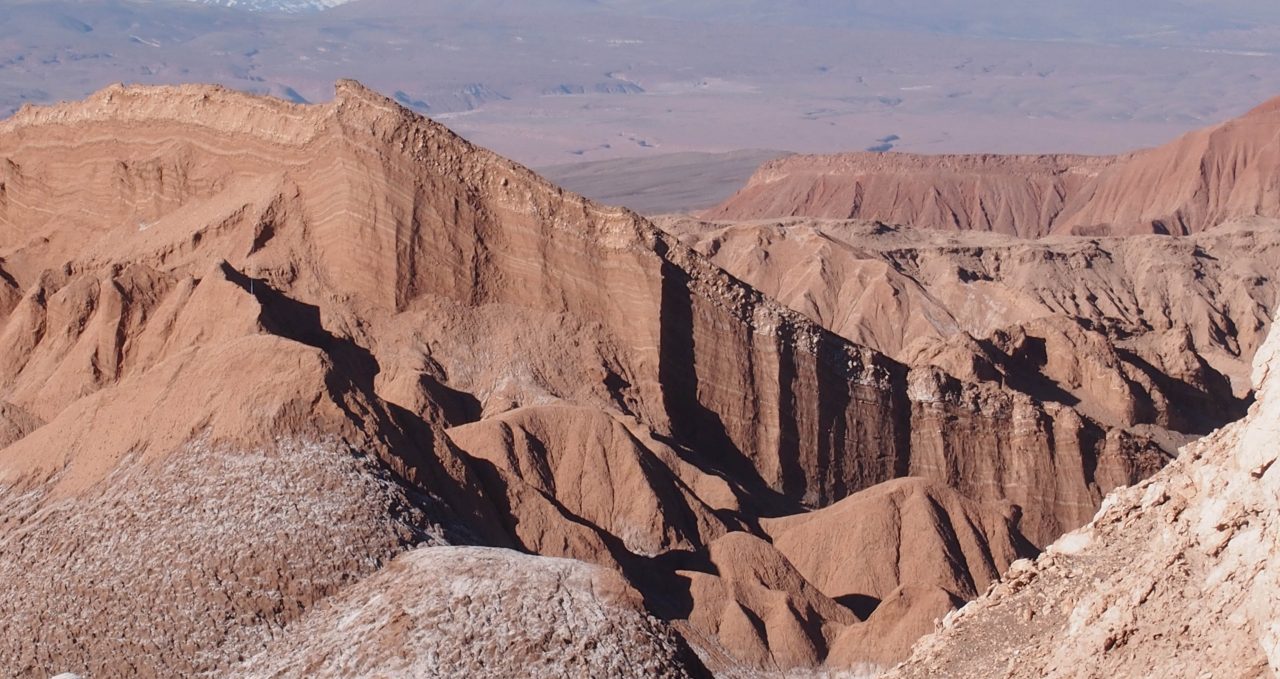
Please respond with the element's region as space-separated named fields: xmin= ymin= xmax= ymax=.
xmin=886 ymin=309 xmax=1280 ymax=679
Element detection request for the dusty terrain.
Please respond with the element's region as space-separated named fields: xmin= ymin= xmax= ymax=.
xmin=236 ymin=546 xmax=705 ymax=678
xmin=707 ymin=98 xmax=1280 ymax=237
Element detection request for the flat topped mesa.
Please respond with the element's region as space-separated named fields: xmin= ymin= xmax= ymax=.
xmin=707 ymin=92 xmax=1280 ymax=237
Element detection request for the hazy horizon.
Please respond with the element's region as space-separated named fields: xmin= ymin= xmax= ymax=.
xmin=3 ymin=0 xmax=1280 ymax=164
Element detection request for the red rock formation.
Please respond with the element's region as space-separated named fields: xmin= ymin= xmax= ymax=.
xmin=706 ymin=97 xmax=1280 ymax=237
xmin=705 ymin=154 xmax=1107 ymax=237
xmin=0 ymin=82 xmax=1175 ymax=675
xmin=763 ymin=478 xmax=1034 ymax=607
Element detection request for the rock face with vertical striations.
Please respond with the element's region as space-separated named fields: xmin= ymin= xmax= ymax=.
xmin=0 ymin=82 xmax=1187 ymax=677
xmin=664 ymin=215 xmax=1278 ymax=462
xmin=705 ymin=97 xmax=1280 ymax=237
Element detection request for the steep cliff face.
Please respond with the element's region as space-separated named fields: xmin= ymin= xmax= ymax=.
xmin=0 ymin=82 xmax=1170 ymax=676
xmin=886 ymin=309 xmax=1280 ymax=678
xmin=705 ymin=96 xmax=1280 ymax=237
xmin=0 ymin=82 xmax=1161 ymax=525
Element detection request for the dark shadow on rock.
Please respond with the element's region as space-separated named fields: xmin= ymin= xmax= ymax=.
xmin=220 ymin=262 xmax=512 ymax=546
xmin=0 ymin=262 xmax=19 ymax=291
xmin=835 ymin=593 xmax=882 ymax=622
xmin=1115 ymin=347 xmax=1250 ymax=434
xmin=418 ymin=373 xmax=483 ymax=427
xmin=813 ymin=332 xmax=855 ymax=505
xmin=655 ymin=255 xmax=799 ymax=519
xmin=991 ymin=335 xmax=1084 ymax=408
xmin=776 ymin=324 xmax=807 ymax=501
xmin=460 ymin=453 xmax=715 ymax=678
